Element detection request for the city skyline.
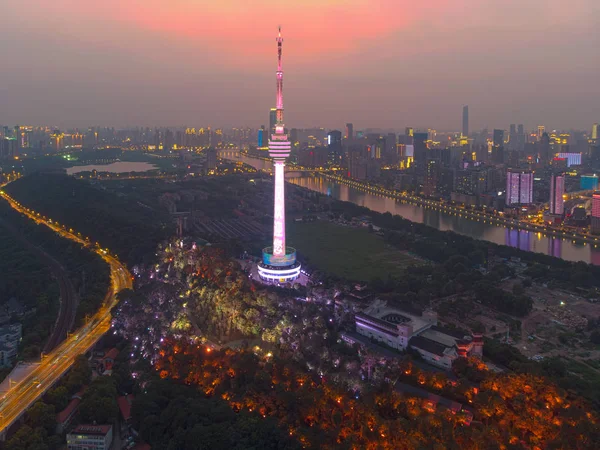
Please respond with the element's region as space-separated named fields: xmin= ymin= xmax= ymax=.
xmin=1 ymin=0 xmax=599 ymax=130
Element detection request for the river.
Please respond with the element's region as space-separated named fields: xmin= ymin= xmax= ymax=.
xmin=218 ymin=150 xmax=600 ymax=265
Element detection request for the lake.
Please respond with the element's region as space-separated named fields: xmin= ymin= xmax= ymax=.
xmin=66 ymin=161 xmax=159 ymax=175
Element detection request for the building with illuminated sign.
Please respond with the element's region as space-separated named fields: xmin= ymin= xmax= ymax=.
xmin=257 ymin=28 xmax=301 ymax=283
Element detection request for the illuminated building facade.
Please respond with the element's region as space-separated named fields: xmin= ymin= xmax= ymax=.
xmin=580 ymin=175 xmax=599 ymax=191
xmin=506 ymin=169 xmax=533 ymax=206
xmin=556 ymin=152 xmax=582 ymax=167
xmin=592 ymin=192 xmax=600 ymax=234
xmin=258 ymin=27 xmax=301 ymax=283
xmin=549 ymin=174 xmax=565 ymax=216
xmin=257 ymin=126 xmax=265 ymax=148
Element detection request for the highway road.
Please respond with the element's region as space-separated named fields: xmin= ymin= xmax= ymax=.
xmin=0 ymin=189 xmax=133 ymax=436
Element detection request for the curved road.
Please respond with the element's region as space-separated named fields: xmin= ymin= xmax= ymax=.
xmin=0 ymin=217 xmax=78 ymax=353
xmin=0 ymin=189 xmax=133 ymax=436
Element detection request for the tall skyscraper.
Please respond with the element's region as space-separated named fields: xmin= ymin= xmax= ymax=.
xmin=506 ymin=169 xmax=533 ymax=205
xmin=592 ymin=123 xmax=599 ymax=141
xmin=258 ymin=27 xmax=301 ymax=283
xmin=257 ymin=126 xmax=265 ymax=147
xmin=269 ymin=108 xmax=277 ymax=134
xmin=13 ymin=126 xmax=20 ymax=156
xmin=509 ymin=124 xmax=516 ymax=148
xmin=549 ymin=174 xmax=565 ymax=216
xmin=345 ymin=123 xmax=354 ymax=140
xmin=462 ymin=106 xmax=469 ymax=137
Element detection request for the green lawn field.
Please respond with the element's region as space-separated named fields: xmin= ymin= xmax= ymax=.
xmin=287 ymin=220 xmax=419 ymax=281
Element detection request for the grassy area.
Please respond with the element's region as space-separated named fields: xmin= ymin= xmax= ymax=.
xmin=288 ymin=220 xmax=419 ymax=281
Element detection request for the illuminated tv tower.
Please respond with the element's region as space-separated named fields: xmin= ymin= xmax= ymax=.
xmin=258 ymin=27 xmax=301 ymax=283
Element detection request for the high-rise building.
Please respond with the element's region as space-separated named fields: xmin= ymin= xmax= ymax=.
xmin=539 ymin=132 xmax=550 ymax=162
xmin=257 ymin=126 xmax=265 ymax=148
xmin=164 ymin=129 xmax=174 ymax=152
xmin=492 ymin=129 xmax=504 ymax=164
xmin=13 ymin=126 xmax=20 ymax=156
xmin=592 ymin=123 xmax=599 ymax=141
xmin=269 ymin=108 xmax=277 ymax=134
xmin=537 ymin=126 xmax=546 ymax=140
xmin=549 ymin=174 xmax=565 ymax=216
xmin=257 ymin=27 xmax=301 ymax=283
xmin=462 ymin=106 xmax=469 ymax=137
xmin=424 ymin=159 xmax=439 ymax=196
xmin=506 ymin=169 xmax=533 ymax=205
xmin=327 ymin=130 xmax=343 ymax=162
xmin=206 ymin=147 xmax=217 ymax=171
xmin=592 ymin=192 xmax=600 ymax=234
xmin=0 ymin=138 xmax=17 ymax=159
xmin=345 ymin=123 xmax=354 ymax=140
xmin=413 ymin=132 xmax=428 ymax=169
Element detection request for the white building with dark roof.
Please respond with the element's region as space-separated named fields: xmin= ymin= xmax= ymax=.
xmin=353 ymin=301 xmax=482 ymax=370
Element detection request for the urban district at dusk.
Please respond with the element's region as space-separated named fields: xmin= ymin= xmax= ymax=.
xmin=1 ymin=2 xmax=600 ymax=449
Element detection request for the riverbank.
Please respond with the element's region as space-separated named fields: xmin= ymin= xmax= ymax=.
xmin=319 ymin=173 xmax=600 ymax=247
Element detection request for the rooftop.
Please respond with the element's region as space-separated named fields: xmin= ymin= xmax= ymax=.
xmin=361 ymin=302 xmax=436 ymax=334
xmin=118 ymin=394 xmax=134 ymax=421
xmin=103 ymin=347 xmax=119 ymax=361
xmin=70 ymin=424 xmax=112 ymax=436
xmin=420 ymin=326 xmax=471 ymax=348
xmin=56 ymin=397 xmax=81 ymax=424
xmin=409 ymin=336 xmax=451 ymax=357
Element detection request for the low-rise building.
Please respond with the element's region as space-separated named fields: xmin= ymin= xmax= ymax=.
xmin=0 ymin=323 xmax=22 ymax=367
xmin=409 ymin=326 xmax=483 ymax=369
xmin=56 ymin=388 xmax=86 ymax=434
xmin=354 ymin=301 xmax=483 ymax=370
xmin=118 ymin=394 xmax=134 ymax=424
xmin=67 ymin=424 xmax=113 ymax=450
xmin=355 ymin=301 xmax=436 ymax=350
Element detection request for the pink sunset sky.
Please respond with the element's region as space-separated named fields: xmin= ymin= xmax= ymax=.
xmin=1 ymin=0 xmax=599 ymax=130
